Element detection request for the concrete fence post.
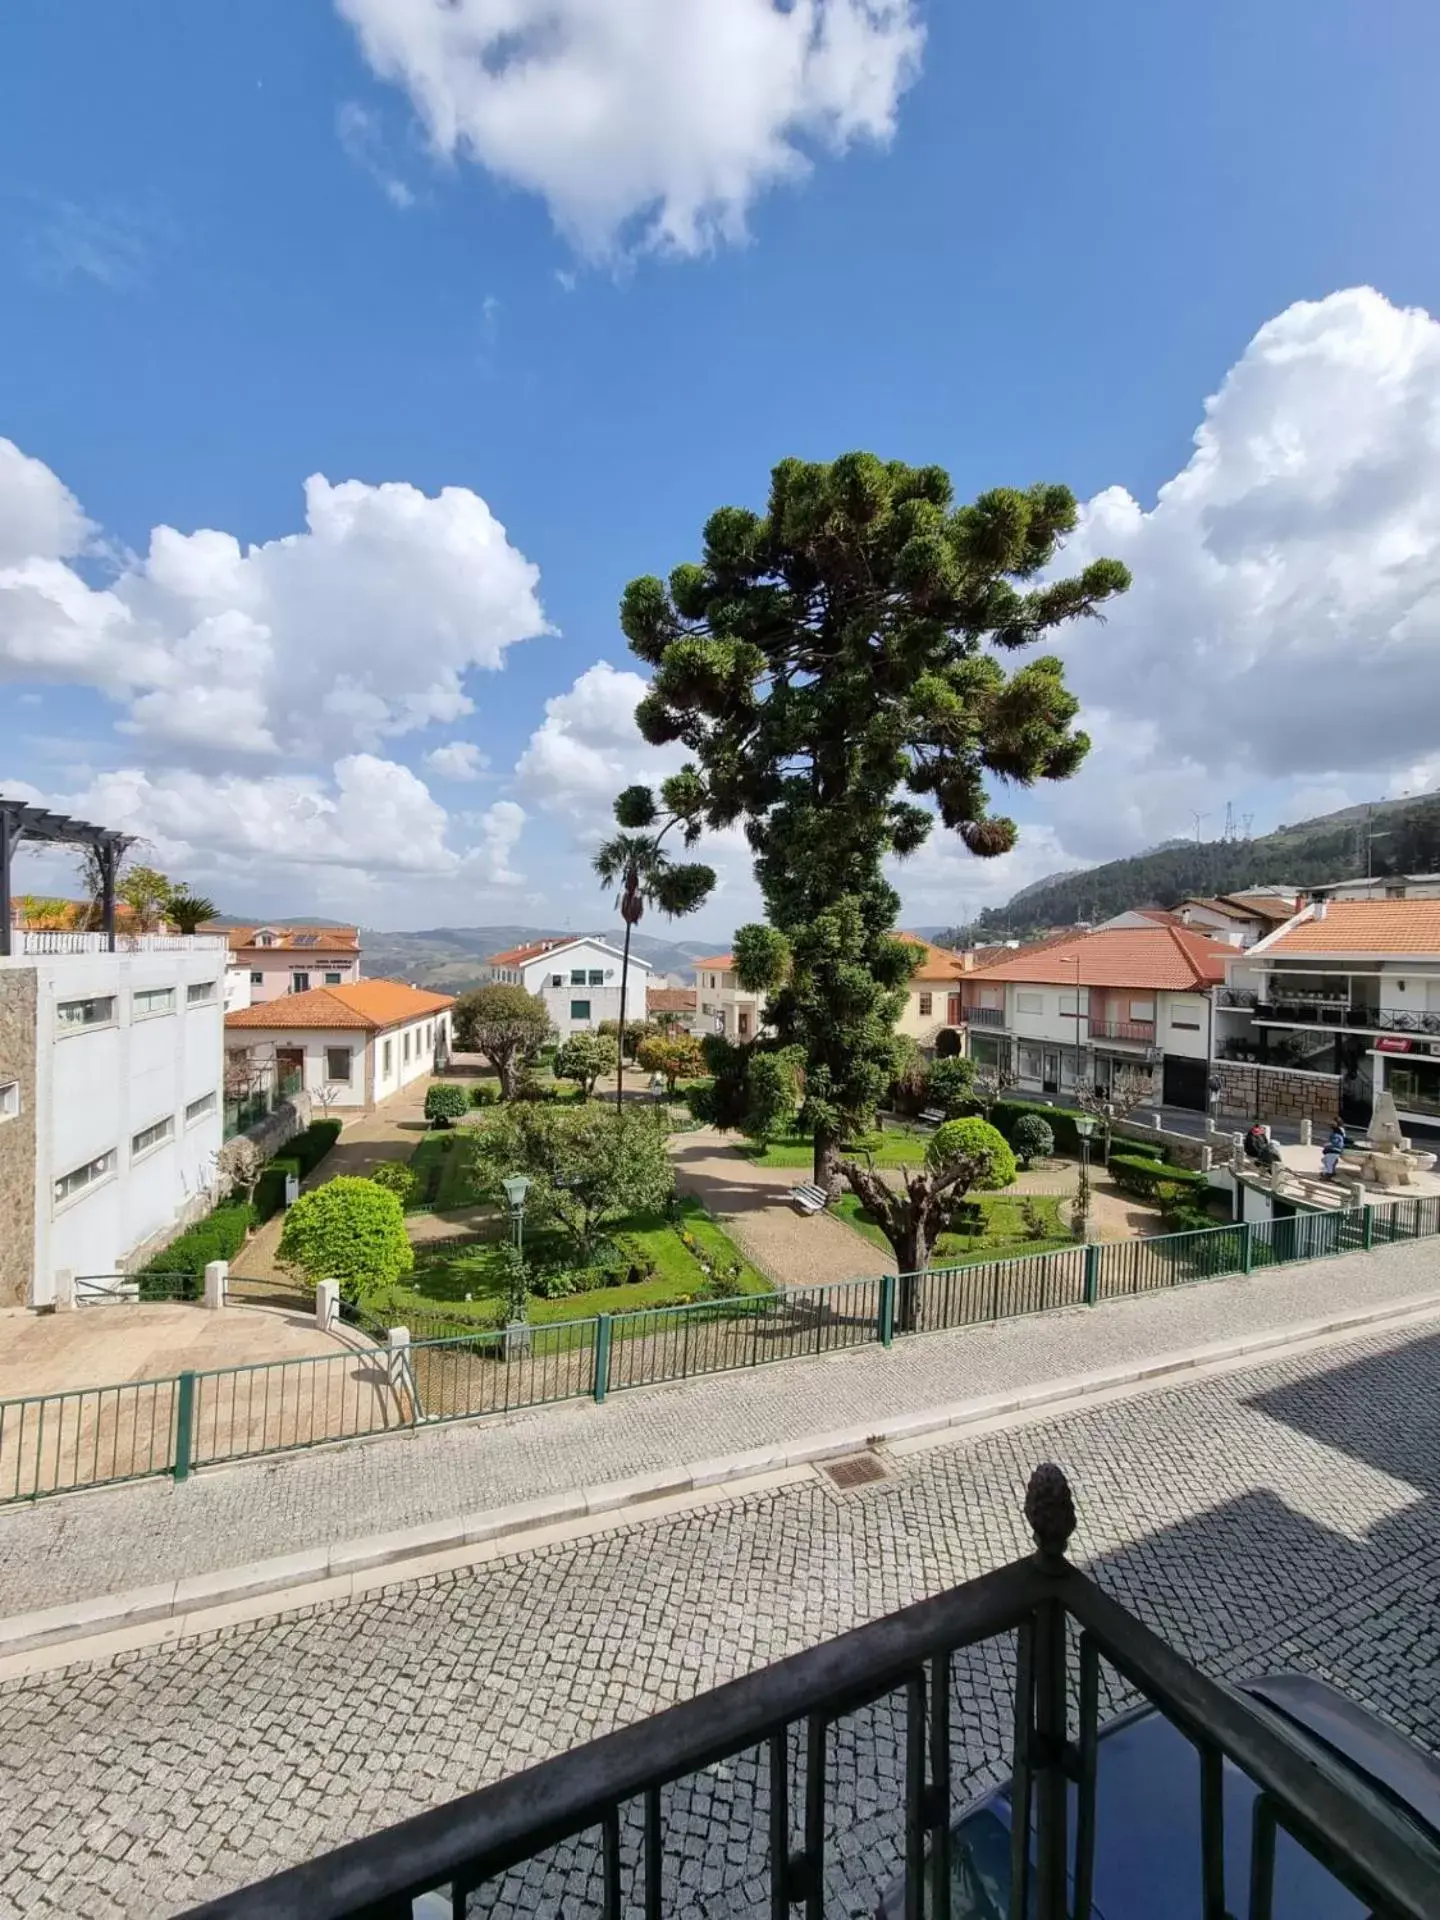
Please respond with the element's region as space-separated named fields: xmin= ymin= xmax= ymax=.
xmin=1151 ymin=1112 xmax=1162 ymax=1130
xmin=315 ymin=1279 xmax=339 ymax=1332
xmin=386 ymin=1325 xmax=411 ymax=1388
xmin=1299 ymin=1116 xmax=1313 ymax=1146
xmin=53 ymin=1268 xmax=76 ymax=1312
xmin=203 ymin=1260 xmax=227 ymax=1311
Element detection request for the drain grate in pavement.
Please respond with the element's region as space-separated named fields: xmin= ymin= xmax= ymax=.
xmin=819 ymin=1451 xmax=889 ymax=1490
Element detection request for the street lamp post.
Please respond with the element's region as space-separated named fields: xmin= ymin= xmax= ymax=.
xmin=500 ymin=1173 xmax=531 ymax=1255
xmin=1073 ymin=1112 xmax=1098 ymax=1241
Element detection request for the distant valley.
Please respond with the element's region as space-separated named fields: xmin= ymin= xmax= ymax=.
xmin=358 ymin=924 xmax=718 ymax=994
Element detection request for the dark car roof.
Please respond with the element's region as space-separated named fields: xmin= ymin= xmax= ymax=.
xmin=1245 ymin=1674 xmax=1440 ymax=1837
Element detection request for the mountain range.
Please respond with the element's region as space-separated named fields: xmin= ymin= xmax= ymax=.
xmin=957 ymin=792 xmax=1440 ymax=940
xmin=356 ymin=925 xmax=719 ymax=994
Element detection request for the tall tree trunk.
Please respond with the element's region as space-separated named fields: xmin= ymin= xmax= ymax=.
xmin=615 ymin=896 xmax=636 ymax=1112
xmin=813 ymin=1126 xmax=840 ymax=1196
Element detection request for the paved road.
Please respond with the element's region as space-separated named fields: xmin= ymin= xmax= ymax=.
xmin=2 ymin=1317 xmax=1437 ymax=1917
xmin=3 ymin=1239 xmax=1435 ymax=1617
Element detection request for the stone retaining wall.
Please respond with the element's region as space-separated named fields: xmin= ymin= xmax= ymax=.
xmin=1214 ymin=1061 xmax=1341 ymax=1126
xmin=0 ymin=970 xmax=37 ymax=1307
xmin=241 ymin=1090 xmax=315 ymax=1161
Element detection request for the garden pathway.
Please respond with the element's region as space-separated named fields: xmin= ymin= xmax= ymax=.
xmin=228 ymin=1081 xmax=436 ymax=1279
xmin=668 ymin=1128 xmax=892 ymax=1287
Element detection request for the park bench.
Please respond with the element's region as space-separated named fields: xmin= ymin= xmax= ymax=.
xmin=790 ymin=1182 xmax=829 ymax=1215
xmin=918 ymin=1107 xmax=946 ymax=1128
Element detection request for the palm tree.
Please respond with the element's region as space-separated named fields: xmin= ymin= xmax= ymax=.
xmin=165 ymin=887 xmax=219 ymax=935
xmin=594 ymin=787 xmax=715 ymax=1111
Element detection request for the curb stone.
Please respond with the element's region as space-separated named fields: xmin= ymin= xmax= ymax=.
xmin=3 ymin=1286 xmax=1438 ymax=1672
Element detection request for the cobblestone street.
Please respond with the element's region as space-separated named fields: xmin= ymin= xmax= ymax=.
xmin=1 ymin=1318 xmax=1437 ymax=1916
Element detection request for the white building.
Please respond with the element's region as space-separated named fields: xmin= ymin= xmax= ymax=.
xmin=692 ymin=953 xmax=766 ymax=1043
xmin=950 ymin=924 xmax=1232 ymax=1110
xmin=0 ymin=931 xmax=228 ymax=1307
xmin=484 ymin=937 xmax=650 ymax=1039
xmin=225 ymin=980 xmax=454 ymax=1110
xmin=1218 ymin=897 xmax=1440 ymax=1128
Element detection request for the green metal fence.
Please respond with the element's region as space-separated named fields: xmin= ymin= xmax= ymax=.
xmin=4 ymin=1196 xmax=1437 ymax=1503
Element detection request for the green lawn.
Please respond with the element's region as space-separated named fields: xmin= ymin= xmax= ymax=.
xmin=833 ymin=1191 xmax=1074 ymax=1266
xmin=386 ymin=1195 xmax=769 ymax=1330
xmin=736 ymin=1124 xmax=935 ymax=1171
xmin=406 ymin=1126 xmax=492 ymax=1212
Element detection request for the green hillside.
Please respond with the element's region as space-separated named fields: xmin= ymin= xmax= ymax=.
xmin=959 ymin=793 xmax=1440 ymax=940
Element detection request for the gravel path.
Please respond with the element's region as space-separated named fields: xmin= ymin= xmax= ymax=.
xmin=669 ymin=1128 xmax=892 ymax=1286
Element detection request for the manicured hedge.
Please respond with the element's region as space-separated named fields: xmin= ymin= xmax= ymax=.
xmin=288 ymin=1118 xmax=342 ymax=1174
xmin=1116 ymin=1136 xmax=1167 ymax=1161
xmin=992 ymin=1099 xmax=1087 ymax=1154
xmin=254 ymin=1155 xmax=301 ymax=1222
xmin=141 ymin=1200 xmax=256 ymax=1290
xmin=1108 ymin=1152 xmax=1209 ymax=1199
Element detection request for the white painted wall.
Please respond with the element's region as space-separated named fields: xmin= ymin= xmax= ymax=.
xmin=229 ymin=1008 xmax=451 ymax=1111
xmin=28 ymin=944 xmax=226 ymax=1300
xmin=518 ymin=940 xmax=648 ymax=1039
xmin=1159 ymin=992 xmax=1211 ymax=1060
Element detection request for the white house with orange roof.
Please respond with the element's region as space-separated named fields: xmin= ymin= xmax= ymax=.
xmin=484 ymin=936 xmax=649 ymax=1038
xmin=959 ymin=923 xmax=1234 ymax=1108
xmin=207 ymin=923 xmax=362 ymax=1013
xmin=1219 ymin=896 xmax=1440 ymax=1128
xmin=693 ymin=953 xmax=766 ymax=1043
xmin=225 ymin=980 xmax=454 ymax=1110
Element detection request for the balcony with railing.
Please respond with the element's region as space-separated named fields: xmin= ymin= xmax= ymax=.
xmin=14 ymin=929 xmax=228 ymax=956
xmin=1087 ymin=1018 xmax=1156 ymax=1047
xmin=962 ymin=1004 xmax=1006 ymax=1027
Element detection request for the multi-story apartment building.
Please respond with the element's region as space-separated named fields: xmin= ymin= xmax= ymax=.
xmin=949 ymin=924 xmax=1232 ymax=1109
xmin=0 ymin=929 xmax=228 ymax=1306
xmin=1218 ymin=897 xmax=1440 ymax=1128
xmin=693 ymin=954 xmax=765 ymax=1043
xmin=211 ymin=924 xmax=362 ymax=1011
xmin=484 ymin=937 xmax=649 ymax=1039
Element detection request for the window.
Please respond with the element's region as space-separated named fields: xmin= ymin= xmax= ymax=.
xmin=133 ymin=986 xmax=176 ymax=1018
xmin=250 ymin=970 xmax=263 ymax=985
xmin=56 ymin=995 xmax=115 ymax=1031
xmin=0 ymin=1081 xmax=18 ymax=1122
xmin=291 ymin=972 xmax=310 ymax=993
xmin=1016 ymin=991 xmax=1044 ymax=1014
xmin=324 ymin=971 xmax=343 ymax=986
xmin=132 ymin=1115 xmax=174 ymax=1157
xmin=382 ymin=1039 xmax=393 ymax=1076
xmin=187 ymin=980 xmax=217 ymax=1006
xmin=184 ymin=1091 xmax=216 ymax=1125
xmin=918 ymin=991 xmax=933 ymax=1016
xmin=571 ymin=999 xmax=591 ymax=1021
xmin=54 ymin=1149 xmax=116 ymax=1204
xmin=1129 ymin=999 xmax=1156 ymax=1023
xmin=551 ymin=973 xmax=564 ymax=988
xmin=979 ymin=988 xmax=1002 ymax=1009
xmin=588 ymin=970 xmax=604 ymax=986
xmin=325 ymin=1047 xmax=352 ymax=1083
xmin=571 ymin=969 xmax=587 ymax=985
xmin=1019 ymin=1045 xmax=1045 ymax=1079
xmin=403 ymin=1031 xmax=412 ymax=1063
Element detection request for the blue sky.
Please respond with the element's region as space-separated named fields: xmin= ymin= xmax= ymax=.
xmin=4 ymin=0 xmax=1440 ymax=939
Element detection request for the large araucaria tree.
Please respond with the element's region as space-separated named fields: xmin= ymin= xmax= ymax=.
xmin=617 ymin=453 xmax=1128 ymax=1196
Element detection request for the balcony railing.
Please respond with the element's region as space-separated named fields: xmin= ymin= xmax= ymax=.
xmin=1087 ymin=1019 xmax=1156 ymax=1045
xmin=179 ymin=1467 xmax=1440 ymax=1920
xmin=1220 ymin=986 xmax=1258 ymax=1009
xmin=15 ymin=930 xmax=227 ymax=956
xmin=1253 ymin=999 xmax=1440 ymax=1036
xmin=963 ymin=1005 xmax=1006 ymax=1027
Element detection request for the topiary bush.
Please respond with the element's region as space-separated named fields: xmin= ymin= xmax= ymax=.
xmin=425 ymin=1082 xmax=470 ymax=1129
xmin=922 ymin=1055 xmax=977 ymax=1118
xmin=369 ymin=1161 xmax=420 ymax=1207
xmin=1011 ymin=1113 xmax=1054 ymax=1169
xmin=925 ymin=1116 xmax=1017 ymax=1191
xmin=140 ymin=1200 xmax=256 ymax=1292
xmin=992 ymin=1098 xmax=1086 ymax=1155
xmin=277 ymin=1177 xmax=414 ymax=1302
xmin=288 ymin=1119 xmax=342 ymax=1175
xmin=253 ymin=1155 xmax=301 ymax=1222
xmin=469 ymin=1083 xmax=499 ymax=1108
xmin=1109 ymin=1152 xmax=1209 ymax=1200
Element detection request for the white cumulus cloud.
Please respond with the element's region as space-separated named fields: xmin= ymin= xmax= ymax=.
xmin=335 ymin=0 xmax=924 ymax=259
xmin=515 ymin=659 xmax=680 ymax=820
xmin=1055 ymin=287 xmax=1440 ymax=792
xmin=424 ymin=739 xmax=490 ymax=780
xmin=0 ymin=441 xmax=548 ymax=762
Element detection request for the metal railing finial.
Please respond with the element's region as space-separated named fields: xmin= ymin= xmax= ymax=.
xmin=1024 ymin=1462 xmax=1076 ymax=1568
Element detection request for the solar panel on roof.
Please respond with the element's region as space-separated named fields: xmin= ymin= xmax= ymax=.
xmin=292 ymin=934 xmax=321 ymax=947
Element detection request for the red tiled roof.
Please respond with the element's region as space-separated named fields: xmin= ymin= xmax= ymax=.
xmin=213 ymin=924 xmax=360 ymax=955
xmin=970 ymin=925 xmax=1232 ymax=991
xmin=648 ymin=987 xmax=697 ymax=1013
xmin=694 ymin=954 xmax=734 ymax=971
xmin=1259 ymin=899 xmax=1440 ymax=955
xmin=226 ymin=980 xmax=454 ymax=1031
xmin=898 ymin=932 xmax=967 ymax=983
xmin=487 ymin=938 xmax=571 ymax=967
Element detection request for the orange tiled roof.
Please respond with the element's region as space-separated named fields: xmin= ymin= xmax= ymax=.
xmin=1259 ymin=899 xmax=1440 ymax=955
xmin=226 ymin=979 xmax=454 ymax=1031
xmin=214 ymin=924 xmax=360 ymax=955
xmin=487 ymin=937 xmax=572 ymax=967
xmin=694 ymin=954 xmax=734 ymax=971
xmin=648 ymin=986 xmax=697 ymax=1013
xmin=968 ymin=925 xmax=1232 ymax=991
xmin=898 ymin=932 xmax=967 ymax=982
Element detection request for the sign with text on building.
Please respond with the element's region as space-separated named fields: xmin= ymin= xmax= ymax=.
xmin=1375 ymin=1036 xmax=1412 ymax=1053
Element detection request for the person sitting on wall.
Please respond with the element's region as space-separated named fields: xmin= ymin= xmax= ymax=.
xmin=1244 ymin=1122 xmax=1282 ymax=1168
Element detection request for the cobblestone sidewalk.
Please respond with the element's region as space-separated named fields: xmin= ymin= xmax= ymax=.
xmin=0 ymin=1239 xmax=1436 ymax=1619
xmin=1 ymin=1315 xmax=1436 ymax=1916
